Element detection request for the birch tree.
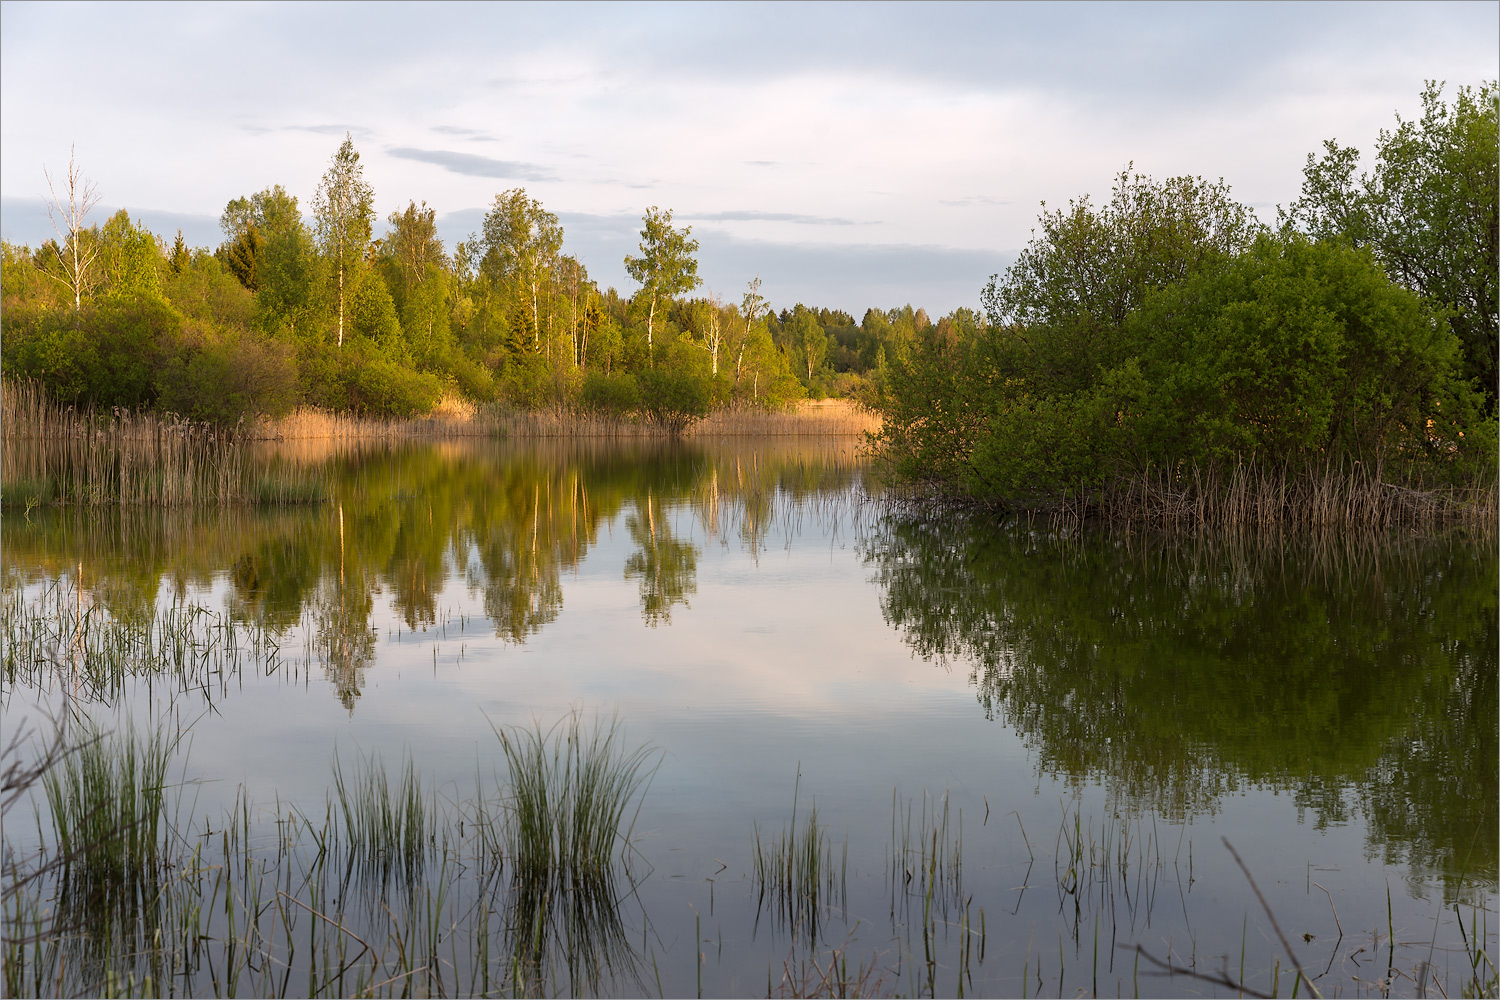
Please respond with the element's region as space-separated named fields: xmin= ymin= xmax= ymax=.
xmin=624 ymin=206 xmax=700 ymax=353
xmin=42 ymin=146 xmax=102 ymax=310
xmin=480 ymin=189 xmax=563 ymax=353
xmin=313 ymin=134 xmax=375 ymax=348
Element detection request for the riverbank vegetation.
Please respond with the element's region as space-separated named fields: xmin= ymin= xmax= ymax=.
xmin=2 ymin=139 xmax=930 ymax=435
xmin=872 ymin=82 xmax=1498 ymax=525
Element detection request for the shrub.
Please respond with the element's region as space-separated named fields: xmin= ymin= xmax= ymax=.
xmin=578 ymin=371 xmax=641 ymax=417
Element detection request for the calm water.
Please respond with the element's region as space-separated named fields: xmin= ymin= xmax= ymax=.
xmin=2 ymin=437 xmax=1495 ymax=998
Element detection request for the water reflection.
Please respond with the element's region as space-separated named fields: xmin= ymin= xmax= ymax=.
xmin=2 ymin=438 xmax=868 ymax=706
xmin=863 ymin=515 xmax=1498 ymax=898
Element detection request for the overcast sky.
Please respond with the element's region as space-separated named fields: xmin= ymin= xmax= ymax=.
xmin=2 ymin=1 xmax=1495 ymax=316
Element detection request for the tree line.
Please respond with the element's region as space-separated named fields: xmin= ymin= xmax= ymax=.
xmin=874 ymin=81 xmax=1498 ymax=510
xmin=1 ymin=136 xmax=951 ymax=426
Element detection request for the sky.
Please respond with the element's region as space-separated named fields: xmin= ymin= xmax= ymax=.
xmin=1 ymin=1 xmax=1496 ymax=317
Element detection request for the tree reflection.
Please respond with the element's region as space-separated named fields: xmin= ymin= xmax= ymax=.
xmin=865 ymin=516 xmax=1497 ymax=898
xmin=3 ymin=438 xmax=867 ymax=710
xmin=623 ymin=491 xmax=699 ymax=625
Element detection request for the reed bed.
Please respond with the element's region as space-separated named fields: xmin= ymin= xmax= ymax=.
xmin=696 ymin=399 xmax=882 ymax=438
xmin=2 ymin=579 xmax=290 ymax=704
xmin=253 ymin=398 xmax=508 ymax=441
xmin=1091 ymin=461 xmax=1496 ymax=532
xmin=1 ymin=379 xmax=329 ymax=507
xmin=3 ymin=714 xmax=657 ymax=999
xmin=331 ymin=749 xmax=436 ymax=887
xmin=488 ymin=711 xmax=658 ymax=884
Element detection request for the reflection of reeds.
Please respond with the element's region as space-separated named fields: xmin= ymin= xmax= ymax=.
xmin=2 ymin=580 xmax=286 ymax=705
xmin=753 ymin=769 xmax=848 ymax=945
xmin=489 ymin=711 xmax=658 ymax=995
xmin=331 ymin=750 xmax=433 ymax=886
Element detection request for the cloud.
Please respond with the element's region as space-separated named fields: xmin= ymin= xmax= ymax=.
xmin=686 ymin=210 xmax=866 ymax=227
xmin=387 ymin=147 xmax=556 ymax=181
xmin=287 ymin=124 xmax=364 ymax=136
xmin=939 ymin=195 xmax=1012 ymax=208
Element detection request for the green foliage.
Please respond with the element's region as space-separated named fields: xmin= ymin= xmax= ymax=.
xmin=1125 ymin=234 xmax=1491 ymax=479
xmin=96 ymin=210 xmax=165 ymax=301
xmin=1284 ymin=81 xmax=1498 ymax=408
xmin=623 ymin=206 xmax=700 ymax=349
xmin=880 ymin=180 xmax=1493 ymax=507
xmin=982 ymin=167 xmax=1262 ymax=396
xmin=636 ymin=367 xmax=711 ymax=434
xmin=296 ymin=338 xmax=444 ymax=417
xmin=155 ymin=326 xmax=299 ymax=426
xmin=3 ymin=297 xmax=179 ymax=409
xmin=579 ymin=371 xmax=641 ymax=416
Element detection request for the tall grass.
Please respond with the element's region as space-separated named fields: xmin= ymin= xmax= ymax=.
xmin=753 ymin=769 xmax=848 ymax=945
xmin=254 ymin=398 xmax=507 ymax=441
xmin=42 ymin=722 xmax=171 ymax=889
xmin=1092 ymin=460 xmax=1496 ymax=531
xmin=696 ymin=400 xmax=881 ymax=438
xmin=331 ymin=749 xmax=434 ymax=886
xmin=1 ymin=378 xmax=327 ymax=507
xmin=489 ymin=711 xmax=658 ymax=884
xmin=485 ymin=711 xmax=658 ymax=995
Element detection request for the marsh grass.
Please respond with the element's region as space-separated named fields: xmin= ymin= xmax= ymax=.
xmin=1091 ymin=461 xmax=1496 ymax=532
xmin=696 ymin=400 xmax=881 ymax=438
xmin=4 ymin=712 xmax=657 ymax=999
xmin=42 ymin=722 xmax=172 ymax=889
xmin=2 ymin=378 xmax=248 ymax=506
xmin=254 ymin=400 xmax=507 ymax=441
xmin=753 ymin=770 xmax=848 ymax=946
xmin=489 ymin=710 xmax=659 ymax=884
xmin=2 ymin=580 xmax=287 ymax=704
xmin=331 ymin=749 xmax=435 ymax=886
xmin=487 ymin=710 xmax=659 ymax=995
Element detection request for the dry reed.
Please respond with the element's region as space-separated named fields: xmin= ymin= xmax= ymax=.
xmin=1092 ymin=461 xmax=1496 ymax=533
xmin=696 ymin=399 xmax=881 ymax=438
xmin=2 ymin=379 xmax=246 ymax=506
xmin=251 ymin=397 xmax=507 ymax=441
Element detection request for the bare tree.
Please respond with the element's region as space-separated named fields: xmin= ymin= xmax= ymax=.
xmin=43 ymin=146 xmax=102 ymax=310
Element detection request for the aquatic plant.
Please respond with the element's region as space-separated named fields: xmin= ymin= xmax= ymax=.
xmin=488 ymin=710 xmax=658 ymax=883
xmin=753 ymin=768 xmax=848 ymax=945
xmin=331 ymin=748 xmax=433 ymax=885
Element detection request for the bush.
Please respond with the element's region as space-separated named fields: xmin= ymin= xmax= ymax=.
xmin=880 ymin=233 xmax=1495 ymax=506
xmin=636 ymin=368 xmax=711 ymax=434
xmin=156 ymin=326 xmax=300 ymax=426
xmin=579 ymin=371 xmax=641 ymax=417
xmin=3 ymin=297 xmax=180 ymax=410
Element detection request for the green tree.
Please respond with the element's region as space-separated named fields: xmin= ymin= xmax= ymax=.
xmin=1283 ymin=81 xmax=1499 ymax=410
xmin=96 ymin=210 xmax=165 ymax=301
xmin=786 ymin=304 xmax=828 ymax=385
xmin=480 ymin=189 xmax=563 ymax=355
xmin=983 ymin=168 xmax=1262 ymax=396
xmin=313 ymin=134 xmax=375 ymax=348
xmin=623 ymin=206 xmax=700 ymax=354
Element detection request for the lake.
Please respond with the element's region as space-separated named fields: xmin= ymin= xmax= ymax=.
xmin=2 ymin=436 xmax=1494 ymax=998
